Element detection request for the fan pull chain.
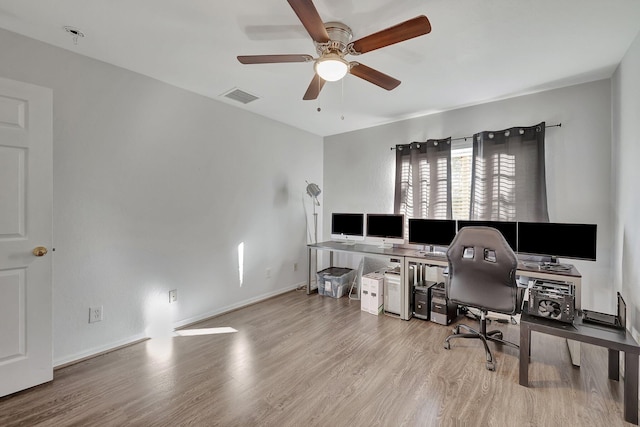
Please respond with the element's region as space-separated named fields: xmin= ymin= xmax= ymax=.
xmin=340 ymin=78 xmax=345 ymax=120
xmin=316 ymin=75 xmax=322 ymax=113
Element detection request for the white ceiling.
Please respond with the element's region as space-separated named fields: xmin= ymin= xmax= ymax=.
xmin=1 ymin=0 xmax=639 ymax=137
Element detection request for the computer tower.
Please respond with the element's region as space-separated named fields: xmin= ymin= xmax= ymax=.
xmin=383 ymin=270 xmax=402 ymax=315
xmin=413 ymin=284 xmax=431 ymax=320
xmin=429 ymin=282 xmax=457 ymax=325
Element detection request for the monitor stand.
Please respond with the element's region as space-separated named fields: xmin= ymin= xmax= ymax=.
xmin=419 ymin=245 xmax=446 ymax=257
xmin=519 ymin=254 xmax=556 ymax=269
xmin=341 ymin=241 xmax=356 ymax=246
xmin=378 ymin=241 xmax=393 ymax=249
xmin=541 ymin=261 xmax=572 ymax=271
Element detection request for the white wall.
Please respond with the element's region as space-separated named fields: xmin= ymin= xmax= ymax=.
xmin=324 ymin=80 xmax=614 ymax=311
xmin=612 ymin=30 xmax=640 ymax=339
xmin=0 ymin=28 xmax=323 ymax=365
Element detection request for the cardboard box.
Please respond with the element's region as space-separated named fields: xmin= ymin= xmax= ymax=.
xmin=362 ymin=272 xmax=384 ymax=315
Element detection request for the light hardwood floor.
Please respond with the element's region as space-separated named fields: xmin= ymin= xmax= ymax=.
xmin=0 ymin=290 xmax=635 ymax=426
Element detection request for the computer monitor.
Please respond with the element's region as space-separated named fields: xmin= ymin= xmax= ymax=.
xmin=457 ymin=220 xmax=518 ymax=251
xmin=408 ymin=219 xmax=457 ymax=249
xmin=517 ymin=222 xmax=597 ymax=261
xmin=365 ymin=214 xmax=404 ymax=247
xmin=330 ymin=213 xmax=365 ymax=243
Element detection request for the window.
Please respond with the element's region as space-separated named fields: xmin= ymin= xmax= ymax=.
xmin=451 ymin=142 xmax=472 ymax=220
xmin=395 ymin=140 xmax=472 ymax=223
xmin=470 ymin=123 xmax=548 ymax=222
xmin=395 ymin=122 xmax=549 ymax=224
xmin=394 ymin=139 xmax=452 ymax=234
xmin=471 ymin=152 xmax=517 ymax=220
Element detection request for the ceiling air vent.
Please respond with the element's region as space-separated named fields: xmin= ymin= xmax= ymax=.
xmin=222 ymin=88 xmax=260 ymax=104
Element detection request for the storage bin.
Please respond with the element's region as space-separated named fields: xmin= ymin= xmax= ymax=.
xmin=316 ymin=267 xmax=356 ymax=298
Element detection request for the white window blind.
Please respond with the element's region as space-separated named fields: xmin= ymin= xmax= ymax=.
xmin=451 ymin=143 xmax=472 ymax=220
xmin=394 ymin=139 xmax=452 ymax=235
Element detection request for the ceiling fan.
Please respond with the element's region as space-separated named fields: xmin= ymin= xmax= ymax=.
xmin=237 ymin=0 xmax=432 ymax=100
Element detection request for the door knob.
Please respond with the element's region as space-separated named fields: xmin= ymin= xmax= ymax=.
xmin=33 ymin=246 xmax=48 ymax=257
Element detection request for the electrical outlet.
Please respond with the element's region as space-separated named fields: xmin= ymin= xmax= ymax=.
xmin=89 ymin=306 xmax=103 ymax=323
xmin=266 ymin=268 xmax=271 ymax=278
xmin=169 ymin=289 xmax=178 ymax=303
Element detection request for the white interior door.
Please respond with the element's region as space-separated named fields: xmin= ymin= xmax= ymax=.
xmin=0 ymin=76 xmax=53 ymax=397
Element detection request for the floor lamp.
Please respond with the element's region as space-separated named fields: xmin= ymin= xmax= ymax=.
xmin=306 ymin=182 xmax=321 ymax=288
xmin=306 ymin=182 xmax=321 ymax=244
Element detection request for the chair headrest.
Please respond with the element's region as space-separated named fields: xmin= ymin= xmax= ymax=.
xmin=447 ymin=226 xmax=517 ymax=268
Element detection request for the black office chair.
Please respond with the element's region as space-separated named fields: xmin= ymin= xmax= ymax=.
xmin=443 ymin=226 xmax=522 ymax=371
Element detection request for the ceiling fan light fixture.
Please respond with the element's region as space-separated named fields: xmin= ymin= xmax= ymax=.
xmin=314 ymin=54 xmax=349 ymax=82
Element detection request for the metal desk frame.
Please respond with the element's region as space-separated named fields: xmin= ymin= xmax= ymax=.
xmin=308 ymin=242 xmax=582 ymax=330
xmin=307 ymin=241 xmax=417 ymax=319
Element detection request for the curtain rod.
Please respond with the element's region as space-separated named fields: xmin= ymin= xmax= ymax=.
xmin=390 ymin=123 xmax=562 ymax=150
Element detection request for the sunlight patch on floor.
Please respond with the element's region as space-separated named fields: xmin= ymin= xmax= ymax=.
xmin=145 ymin=337 xmax=174 ymax=363
xmin=175 ymin=327 xmax=238 ymax=336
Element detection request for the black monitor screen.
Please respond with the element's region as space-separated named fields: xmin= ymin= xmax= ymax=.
xmin=517 ymin=222 xmax=597 ymax=261
xmin=457 ymin=220 xmax=518 ymax=251
xmin=408 ymin=219 xmax=457 ymax=246
xmin=331 ymin=213 xmax=364 ymax=236
xmin=366 ymin=214 xmax=404 ymax=239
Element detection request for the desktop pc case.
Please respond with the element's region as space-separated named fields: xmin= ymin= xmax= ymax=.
xmin=429 ymin=282 xmax=458 ymax=325
xmin=413 ymin=284 xmax=431 ymax=320
xmin=383 ymin=270 xmax=402 ymax=315
xmin=527 ymin=280 xmax=576 ymax=324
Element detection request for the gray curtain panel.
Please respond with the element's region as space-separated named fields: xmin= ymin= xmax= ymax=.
xmin=394 ymin=138 xmax=452 ymax=224
xmin=470 ymin=122 xmax=549 ymax=222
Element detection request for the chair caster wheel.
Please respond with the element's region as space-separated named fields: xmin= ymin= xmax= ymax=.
xmin=486 ymin=361 xmax=495 ymax=371
xmin=444 ymin=342 xmax=450 ymax=350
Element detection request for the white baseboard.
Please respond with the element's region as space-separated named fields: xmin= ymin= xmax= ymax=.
xmin=173 ymin=283 xmax=302 ymax=329
xmin=53 ymin=283 xmax=304 ymax=368
xmin=54 ymin=333 xmax=148 ymax=368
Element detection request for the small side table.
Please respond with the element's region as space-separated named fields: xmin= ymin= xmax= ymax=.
xmin=520 ymin=307 xmax=640 ymax=425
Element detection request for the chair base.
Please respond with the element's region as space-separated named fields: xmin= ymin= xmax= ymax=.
xmin=444 ymin=311 xmax=518 ymax=371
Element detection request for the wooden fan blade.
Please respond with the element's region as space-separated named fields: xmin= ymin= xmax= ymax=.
xmin=349 ymin=63 xmax=401 ymax=90
xmin=303 ymin=74 xmax=326 ymax=100
xmin=350 ymin=15 xmax=431 ymax=54
xmin=287 ymin=0 xmax=330 ymax=43
xmin=238 ymin=54 xmax=313 ymax=64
